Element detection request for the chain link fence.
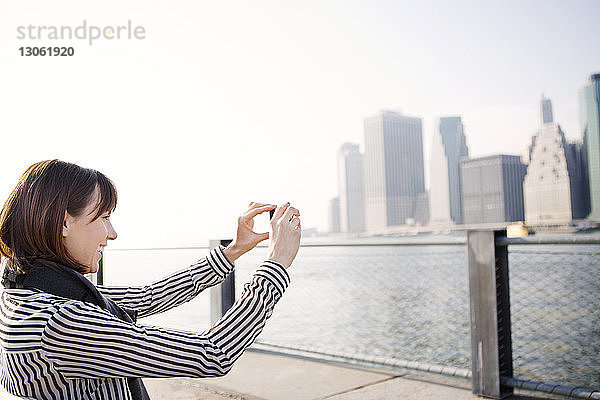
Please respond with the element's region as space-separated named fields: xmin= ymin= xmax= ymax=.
xmin=234 ymin=244 xmax=471 ymax=370
xmin=508 ymin=244 xmax=600 ymax=389
xmin=102 ymin=238 xmax=600 ymax=395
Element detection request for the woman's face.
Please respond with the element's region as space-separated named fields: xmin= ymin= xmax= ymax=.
xmin=62 ymin=185 xmax=117 ymax=274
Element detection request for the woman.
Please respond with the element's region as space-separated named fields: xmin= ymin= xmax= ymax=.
xmin=0 ymin=159 xmax=301 ymax=400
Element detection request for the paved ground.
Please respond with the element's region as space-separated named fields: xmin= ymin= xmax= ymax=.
xmin=0 ymin=349 xmax=556 ymax=399
xmin=144 ymin=349 xmax=481 ymax=400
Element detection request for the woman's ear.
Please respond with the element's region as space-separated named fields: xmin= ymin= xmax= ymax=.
xmin=62 ymin=211 xmax=73 ymax=238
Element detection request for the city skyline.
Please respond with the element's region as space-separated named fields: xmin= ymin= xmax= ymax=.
xmin=332 ymin=88 xmax=597 ymax=233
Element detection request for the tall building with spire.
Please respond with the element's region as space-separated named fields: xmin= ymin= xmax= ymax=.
xmin=363 ymin=110 xmax=426 ymax=232
xmin=580 ymin=73 xmax=600 ymax=219
xmin=541 ymin=96 xmax=554 ymax=125
xmin=524 ymin=96 xmax=589 ymax=224
xmin=429 ymin=116 xmax=469 ymax=224
xmin=337 ymin=143 xmax=365 ymax=233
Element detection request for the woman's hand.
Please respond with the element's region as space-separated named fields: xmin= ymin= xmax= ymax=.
xmin=223 ymin=202 xmax=277 ymax=263
xmin=267 ymin=202 xmax=301 ymax=269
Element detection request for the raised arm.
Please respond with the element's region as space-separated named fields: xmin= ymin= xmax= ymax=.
xmin=97 ymin=201 xmax=300 ymax=319
xmin=41 ymin=260 xmax=290 ymax=379
xmin=96 ymin=245 xmax=234 ymax=318
xmin=97 ymin=202 xmax=291 ymax=318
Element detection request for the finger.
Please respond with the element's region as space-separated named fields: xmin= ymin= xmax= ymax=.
xmin=290 ymin=216 xmax=301 ymax=229
xmin=244 ymin=204 xmax=277 ymax=221
xmin=272 ymin=202 xmax=290 ymax=221
xmin=282 ymin=206 xmax=298 ymax=222
xmin=284 ymin=206 xmax=300 ymax=222
xmin=256 ymin=232 xmax=269 ymax=241
xmin=247 ymin=202 xmax=269 ymax=210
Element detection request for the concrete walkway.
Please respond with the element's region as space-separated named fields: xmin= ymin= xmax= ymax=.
xmin=144 ymin=349 xmax=481 ymax=400
xmin=0 ymin=348 xmax=553 ymax=399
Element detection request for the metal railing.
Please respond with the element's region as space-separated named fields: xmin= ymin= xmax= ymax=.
xmin=100 ymin=232 xmax=600 ymax=400
xmin=462 ymin=231 xmax=599 ymax=399
xmin=493 ymin=234 xmax=600 ymax=400
xmin=228 ymin=239 xmax=472 ymax=369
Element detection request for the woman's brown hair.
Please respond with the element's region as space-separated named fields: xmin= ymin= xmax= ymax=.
xmin=0 ymin=160 xmax=117 ymax=274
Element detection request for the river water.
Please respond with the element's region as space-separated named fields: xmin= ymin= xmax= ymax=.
xmin=101 ymin=236 xmax=599 ymax=389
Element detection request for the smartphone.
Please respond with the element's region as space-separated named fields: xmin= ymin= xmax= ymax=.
xmin=252 ymin=207 xmax=274 ymax=236
xmin=270 ymin=204 xmax=296 ymax=221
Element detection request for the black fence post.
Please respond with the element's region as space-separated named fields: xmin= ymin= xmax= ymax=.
xmin=494 ymin=229 xmax=514 ymax=394
xmin=210 ymin=239 xmax=234 ymax=325
xmin=467 ymin=229 xmax=513 ymax=399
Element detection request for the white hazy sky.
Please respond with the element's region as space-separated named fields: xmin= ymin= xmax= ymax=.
xmin=0 ymin=0 xmax=599 ymax=248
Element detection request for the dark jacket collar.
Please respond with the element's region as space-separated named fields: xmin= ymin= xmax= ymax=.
xmin=14 ymin=259 xmax=108 ymax=309
xmin=5 ymin=258 xmax=138 ymax=323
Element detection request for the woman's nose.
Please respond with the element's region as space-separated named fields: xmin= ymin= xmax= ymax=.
xmin=107 ymin=221 xmax=118 ymax=240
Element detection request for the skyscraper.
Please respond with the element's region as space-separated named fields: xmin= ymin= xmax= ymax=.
xmin=524 ymin=97 xmax=589 ymax=224
xmin=337 ymin=143 xmax=365 ymax=233
xmin=363 ymin=110 xmax=426 ymax=231
xmin=328 ymin=197 xmax=341 ymax=233
xmin=564 ymin=141 xmax=590 ymax=219
xmin=580 ymin=73 xmax=600 ymax=220
xmin=461 ymin=155 xmax=526 ymax=224
xmin=429 ymin=116 xmax=469 ymax=224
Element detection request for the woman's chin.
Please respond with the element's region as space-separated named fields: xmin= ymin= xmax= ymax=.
xmin=84 ymin=257 xmax=99 ymax=274
xmin=89 ymin=252 xmax=103 ymax=273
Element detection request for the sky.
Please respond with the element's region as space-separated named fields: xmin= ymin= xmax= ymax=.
xmin=0 ymin=0 xmax=599 ymax=248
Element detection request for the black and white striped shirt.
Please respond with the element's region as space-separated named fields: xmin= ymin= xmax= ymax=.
xmin=0 ymin=246 xmax=290 ymax=399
